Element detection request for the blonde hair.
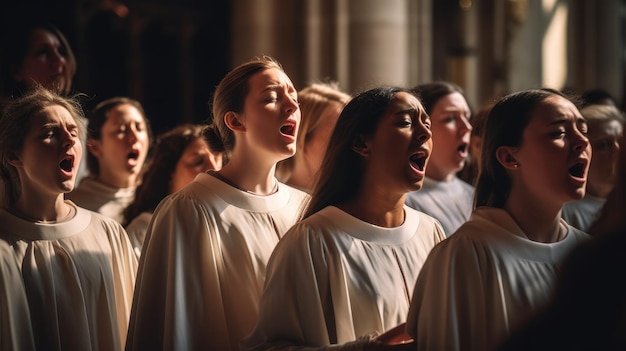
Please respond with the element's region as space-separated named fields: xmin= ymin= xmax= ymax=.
xmin=277 ymin=81 xmax=350 ymax=178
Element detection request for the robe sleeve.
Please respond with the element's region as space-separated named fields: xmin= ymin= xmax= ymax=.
xmin=241 ymin=224 xmax=372 ymax=351
xmin=125 ymin=194 xmax=232 ymax=350
xmin=0 ymin=241 xmax=35 ymax=351
xmin=102 ymin=218 xmax=139 ymax=347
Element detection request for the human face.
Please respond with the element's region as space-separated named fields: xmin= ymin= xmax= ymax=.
xmin=14 ymin=28 xmax=69 ymax=93
xmin=303 ymin=101 xmax=343 ymax=178
xmin=90 ymin=103 xmax=150 ymax=186
xmin=237 ymin=68 xmax=300 ymax=162
xmin=364 ymin=92 xmax=432 ymax=193
xmin=509 ymin=95 xmax=591 ymax=206
xmin=427 ymin=92 xmax=472 ymax=181
xmin=170 ymin=137 xmax=223 ymax=193
xmin=587 ymin=119 xmax=623 ymax=195
xmin=11 ymin=105 xmax=82 ymax=197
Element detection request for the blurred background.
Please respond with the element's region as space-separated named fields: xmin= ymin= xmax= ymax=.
xmin=2 ymin=0 xmax=624 ymax=135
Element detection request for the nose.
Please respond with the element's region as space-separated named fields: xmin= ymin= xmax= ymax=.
xmin=126 ymin=128 xmax=139 ymax=144
xmin=50 ymin=49 xmax=66 ymax=70
xmin=572 ymin=130 xmax=590 ymax=153
xmin=414 ymin=121 xmax=433 ymax=143
xmin=284 ymin=95 xmax=299 ymax=115
xmin=459 ymin=115 xmax=472 ymax=134
xmin=62 ymin=129 xmax=76 ymax=149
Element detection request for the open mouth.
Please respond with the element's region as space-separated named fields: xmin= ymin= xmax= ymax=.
xmin=457 ymin=143 xmax=469 ymax=153
xmin=568 ymin=162 xmax=585 ymax=178
xmin=59 ymin=156 xmax=73 ymax=172
xmin=127 ymin=150 xmax=139 ymax=160
xmin=280 ymin=120 xmax=297 ymax=137
xmin=410 ymin=151 xmax=429 ymax=171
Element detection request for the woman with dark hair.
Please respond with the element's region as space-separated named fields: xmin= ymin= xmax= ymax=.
xmin=67 ymin=96 xmax=152 ymax=223
xmin=407 ymin=89 xmax=592 ymax=350
xmin=242 ymin=86 xmax=444 ymax=350
xmin=126 ymin=57 xmax=307 ymax=350
xmin=0 ymin=19 xmax=76 ymax=102
xmin=122 ymin=123 xmax=223 ymax=257
xmin=404 ymin=81 xmax=474 ymax=235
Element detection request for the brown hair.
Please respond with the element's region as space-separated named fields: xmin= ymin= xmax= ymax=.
xmin=205 ymin=56 xmax=285 ymax=153
xmin=122 ymin=124 xmax=221 ymax=225
xmin=0 ymin=86 xmax=86 ymax=206
xmin=86 ymin=96 xmax=152 ymax=176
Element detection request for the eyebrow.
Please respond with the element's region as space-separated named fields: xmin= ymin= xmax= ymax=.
xmin=548 ymin=115 xmax=586 ymax=125
xmin=261 ymin=84 xmax=295 ymax=93
xmin=395 ymin=108 xmax=418 ymax=116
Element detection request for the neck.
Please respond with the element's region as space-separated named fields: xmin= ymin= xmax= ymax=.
xmin=216 ymin=157 xmax=278 ymax=195
xmin=97 ymin=170 xmax=138 ymax=189
xmin=504 ymin=191 xmax=564 ymax=243
xmin=426 ymin=166 xmax=456 ymax=182
xmin=338 ymin=179 xmax=406 ymax=228
xmin=12 ymin=193 xmax=72 ymax=223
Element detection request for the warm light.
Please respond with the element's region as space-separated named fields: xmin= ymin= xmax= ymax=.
xmin=459 ymin=0 xmax=472 ymax=10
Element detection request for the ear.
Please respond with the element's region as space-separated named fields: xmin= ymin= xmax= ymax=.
xmin=496 ymin=146 xmax=520 ymax=170
xmin=87 ymin=139 xmax=103 ymax=159
xmin=224 ymin=112 xmax=246 ymax=132
xmin=6 ymin=151 xmax=23 ymax=168
xmin=351 ymin=135 xmax=371 ymax=158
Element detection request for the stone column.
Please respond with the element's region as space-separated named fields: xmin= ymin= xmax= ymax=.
xmin=342 ymin=0 xmax=410 ymax=91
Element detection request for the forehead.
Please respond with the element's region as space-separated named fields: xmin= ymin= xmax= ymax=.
xmin=31 ymin=104 xmax=74 ymax=125
xmin=432 ymin=92 xmax=469 ymax=112
xmin=530 ymin=94 xmax=581 ymax=123
xmin=28 ymin=28 xmax=61 ymax=48
xmin=248 ymin=67 xmax=294 ymax=92
xmin=388 ymin=91 xmax=422 ymax=110
xmin=105 ymin=103 xmax=145 ymax=122
xmin=183 ymin=136 xmax=209 ymax=153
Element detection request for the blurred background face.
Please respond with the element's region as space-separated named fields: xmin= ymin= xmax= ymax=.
xmin=426 ymin=92 xmax=472 ymax=181
xmin=90 ymin=103 xmax=150 ymax=186
xmin=13 ymin=28 xmax=69 ymax=93
xmin=170 ymin=137 xmax=223 ymax=193
xmin=587 ymin=119 xmax=623 ymax=196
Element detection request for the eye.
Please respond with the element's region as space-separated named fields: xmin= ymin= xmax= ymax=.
xmin=550 ymin=129 xmax=566 ymax=138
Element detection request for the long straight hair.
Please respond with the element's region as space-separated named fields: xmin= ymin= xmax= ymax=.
xmin=303 ymin=86 xmax=412 ymax=219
